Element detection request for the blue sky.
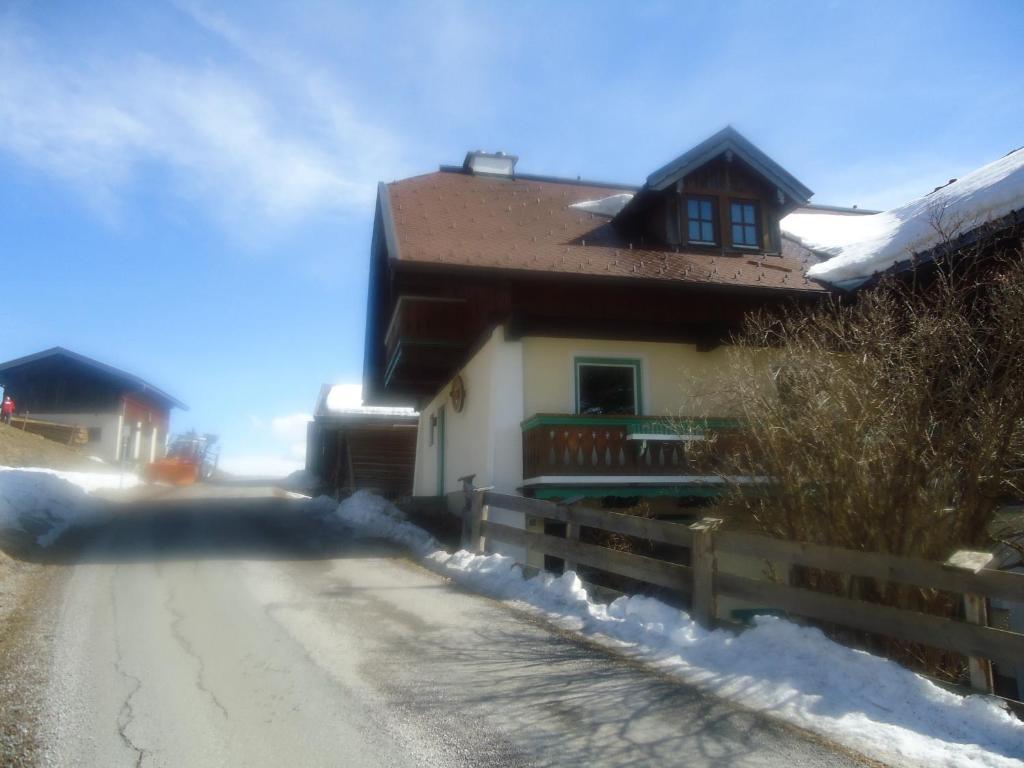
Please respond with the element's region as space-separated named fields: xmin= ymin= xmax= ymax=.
xmin=1 ymin=0 xmax=1022 ymax=474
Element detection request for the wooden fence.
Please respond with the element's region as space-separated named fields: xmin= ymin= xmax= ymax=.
xmin=460 ymin=483 xmax=1024 ymax=696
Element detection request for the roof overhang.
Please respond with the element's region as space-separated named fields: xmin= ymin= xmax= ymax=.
xmin=0 ymin=347 xmax=187 ymax=410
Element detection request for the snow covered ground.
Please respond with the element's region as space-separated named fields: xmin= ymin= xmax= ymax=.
xmin=0 ymin=467 xmax=138 ymax=547
xmin=317 ymin=490 xmax=1024 ymax=768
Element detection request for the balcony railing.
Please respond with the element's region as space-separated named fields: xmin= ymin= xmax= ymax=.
xmin=521 ymin=413 xmax=743 ymax=479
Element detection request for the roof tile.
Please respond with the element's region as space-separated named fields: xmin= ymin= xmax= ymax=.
xmin=387 ymin=171 xmax=826 ymax=293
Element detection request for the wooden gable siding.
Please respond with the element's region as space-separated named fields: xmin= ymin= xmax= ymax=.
xmin=2 ymin=357 xmax=124 ymax=413
xmin=675 ymin=155 xmax=783 ymax=254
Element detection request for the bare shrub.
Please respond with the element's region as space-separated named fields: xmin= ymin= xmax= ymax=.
xmin=698 ymin=233 xmax=1024 ymax=680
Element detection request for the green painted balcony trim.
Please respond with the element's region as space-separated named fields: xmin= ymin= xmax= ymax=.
xmin=529 ymin=485 xmax=728 ymax=500
xmin=520 ymin=413 xmax=742 ymax=433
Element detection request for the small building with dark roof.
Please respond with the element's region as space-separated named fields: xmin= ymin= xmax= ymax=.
xmin=0 ymin=347 xmax=186 ymax=464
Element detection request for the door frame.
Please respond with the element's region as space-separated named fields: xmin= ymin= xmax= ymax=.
xmin=435 ymin=405 xmax=446 ymax=496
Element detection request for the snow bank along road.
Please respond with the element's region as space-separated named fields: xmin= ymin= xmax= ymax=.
xmin=3 ymin=493 xmax=873 ymax=768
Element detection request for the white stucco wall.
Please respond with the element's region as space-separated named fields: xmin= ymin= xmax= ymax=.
xmin=412 ymin=327 xmax=527 ymax=561
xmin=521 ymin=336 xmax=739 ymax=419
xmin=27 ymin=411 xmax=124 ymax=463
xmin=412 ymin=326 xmax=525 ymax=496
xmin=411 ymin=330 xmax=757 ymax=565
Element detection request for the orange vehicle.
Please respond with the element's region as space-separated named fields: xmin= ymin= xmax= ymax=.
xmin=143 ymin=432 xmax=219 ymax=485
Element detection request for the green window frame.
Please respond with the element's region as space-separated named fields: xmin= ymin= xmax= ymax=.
xmin=574 ymin=357 xmax=644 ymax=416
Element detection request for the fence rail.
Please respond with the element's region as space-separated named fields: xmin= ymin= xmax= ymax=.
xmin=465 ymin=487 xmax=1024 ymax=696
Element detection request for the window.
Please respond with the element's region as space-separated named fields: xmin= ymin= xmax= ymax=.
xmin=730 ymin=201 xmax=759 ymax=248
xmin=575 ymin=358 xmax=642 ymax=415
xmin=685 ymin=196 xmax=717 ymax=245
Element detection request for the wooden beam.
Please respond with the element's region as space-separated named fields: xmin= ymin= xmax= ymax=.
xmin=716 ymin=530 xmax=1024 ymax=603
xmin=716 ymin=571 xmax=1024 ymax=669
xmin=946 ymin=550 xmax=996 ymax=693
xmin=483 ymin=491 xmax=693 ymax=547
xmin=481 ymin=520 xmax=692 ymax=594
xmin=689 ymin=517 xmax=722 ymax=628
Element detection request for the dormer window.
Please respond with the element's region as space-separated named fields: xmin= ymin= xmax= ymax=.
xmin=686 ymin=196 xmax=717 ymax=245
xmin=730 ymin=200 xmax=759 ymax=248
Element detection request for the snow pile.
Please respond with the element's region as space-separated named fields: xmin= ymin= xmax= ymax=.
xmin=323 ymin=490 xmax=1024 ymax=768
xmin=784 ymin=147 xmax=1024 ymax=285
xmin=323 ymin=383 xmax=417 ymax=417
xmin=0 ymin=467 xmax=134 ymax=547
xmin=569 ymin=192 xmax=634 ymax=217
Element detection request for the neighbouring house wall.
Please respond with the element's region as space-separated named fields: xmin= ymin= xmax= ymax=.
xmin=521 ymin=337 xmax=741 ymax=418
xmin=27 ymin=410 xmax=124 ymax=463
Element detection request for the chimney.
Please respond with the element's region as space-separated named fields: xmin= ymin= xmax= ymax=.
xmin=463 ymin=150 xmax=518 ymax=177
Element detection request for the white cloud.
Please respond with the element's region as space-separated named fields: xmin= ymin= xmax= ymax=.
xmin=0 ymin=24 xmax=399 ymax=234
xmin=270 ymin=412 xmax=312 ymax=444
xmin=218 ymin=454 xmax=304 ymax=478
xmin=219 ymin=411 xmax=310 ymax=477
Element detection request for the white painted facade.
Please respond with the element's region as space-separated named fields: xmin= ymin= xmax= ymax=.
xmin=411 ymin=326 xmax=750 ymax=563
xmin=28 ymin=409 xmax=165 ymax=465
xmin=413 ymin=329 xmax=742 ymax=496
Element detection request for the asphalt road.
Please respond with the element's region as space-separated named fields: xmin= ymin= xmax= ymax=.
xmin=16 ymin=493 xmax=871 ymax=767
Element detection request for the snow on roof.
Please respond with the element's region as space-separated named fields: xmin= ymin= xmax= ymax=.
xmin=568 ymin=193 xmax=634 ymax=217
xmin=321 ymin=384 xmax=417 ymax=418
xmin=785 ymin=147 xmax=1024 ymax=285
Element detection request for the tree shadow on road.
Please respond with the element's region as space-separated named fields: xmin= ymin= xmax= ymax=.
xmin=357 ymin=610 xmax=869 ymax=768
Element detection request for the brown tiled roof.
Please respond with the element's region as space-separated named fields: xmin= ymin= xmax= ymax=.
xmin=386 ymin=170 xmax=827 ymax=293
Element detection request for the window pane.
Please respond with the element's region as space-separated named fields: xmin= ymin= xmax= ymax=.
xmin=701 ymin=222 xmax=714 ymax=242
xmin=732 ymin=224 xmax=743 ymax=244
xmin=688 ymin=199 xmax=699 ymax=219
xmin=688 ymin=220 xmax=701 ymax=241
xmin=745 ymin=205 xmax=756 ymax=224
xmin=700 ymin=200 xmax=712 ymax=220
xmin=578 ymin=364 xmax=636 ymax=415
xmin=731 ymin=203 xmax=741 ymax=222
xmin=745 ymin=225 xmax=757 ymax=244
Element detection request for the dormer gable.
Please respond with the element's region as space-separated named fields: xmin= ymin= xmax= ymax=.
xmin=614 ymin=127 xmax=813 ymax=255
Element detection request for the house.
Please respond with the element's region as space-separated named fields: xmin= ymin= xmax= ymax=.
xmin=362 ymin=127 xmax=849 ymax=518
xmin=306 ymin=384 xmax=418 ymax=498
xmin=0 ymin=347 xmax=186 ymax=464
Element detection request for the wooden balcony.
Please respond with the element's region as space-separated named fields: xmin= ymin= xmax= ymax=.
xmin=521 ymin=414 xmax=744 ymax=497
xmin=383 ymin=296 xmax=472 ymax=395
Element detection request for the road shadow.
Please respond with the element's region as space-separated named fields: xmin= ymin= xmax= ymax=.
xmin=357 ymin=611 xmax=867 ymax=768
xmin=0 ymin=497 xmax=402 ymax=565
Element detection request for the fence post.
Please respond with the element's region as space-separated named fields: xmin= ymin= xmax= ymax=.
xmin=560 ymin=496 xmax=584 ymax=574
xmin=689 ymin=517 xmax=723 ymax=628
xmin=458 ymin=474 xmax=476 ymax=550
xmin=468 ymin=488 xmax=488 ymax=554
xmin=945 ymin=549 xmax=996 ymax=694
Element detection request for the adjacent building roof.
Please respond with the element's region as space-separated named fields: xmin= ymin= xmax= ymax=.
xmin=783 ymin=146 xmax=1024 ymax=288
xmin=383 ymin=170 xmax=826 ymax=294
xmin=0 ymin=347 xmax=187 ymax=410
xmin=313 ymin=384 xmax=418 ymax=421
